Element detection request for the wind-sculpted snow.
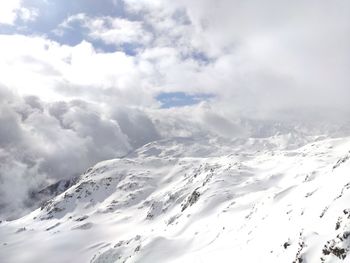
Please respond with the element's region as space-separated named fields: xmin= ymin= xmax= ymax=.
xmin=1 ymin=136 xmax=350 ymax=262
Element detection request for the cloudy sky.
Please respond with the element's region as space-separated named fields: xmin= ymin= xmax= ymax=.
xmin=0 ymin=0 xmax=349 ymax=218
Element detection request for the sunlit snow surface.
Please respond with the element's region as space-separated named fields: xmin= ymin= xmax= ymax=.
xmin=1 ymin=135 xmax=350 ymax=263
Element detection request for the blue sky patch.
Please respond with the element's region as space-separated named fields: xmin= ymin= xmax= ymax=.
xmin=156 ymin=92 xmax=214 ymax=108
xmin=0 ymin=0 xmax=126 ymax=50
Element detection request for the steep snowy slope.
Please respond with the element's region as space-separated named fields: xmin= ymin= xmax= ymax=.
xmin=1 ymin=136 xmax=350 ymax=263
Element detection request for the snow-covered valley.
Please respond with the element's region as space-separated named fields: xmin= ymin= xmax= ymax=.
xmin=1 ymin=135 xmax=350 ymax=263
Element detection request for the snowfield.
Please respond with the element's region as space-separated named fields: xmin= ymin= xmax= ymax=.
xmin=1 ymin=135 xmax=350 ymax=263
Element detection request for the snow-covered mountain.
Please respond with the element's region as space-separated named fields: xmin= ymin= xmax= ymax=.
xmin=1 ymin=135 xmax=350 ymax=263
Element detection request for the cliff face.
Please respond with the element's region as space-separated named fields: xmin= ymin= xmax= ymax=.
xmin=1 ymin=136 xmax=350 ymax=263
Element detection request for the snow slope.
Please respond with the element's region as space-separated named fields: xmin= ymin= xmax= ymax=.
xmin=1 ymin=135 xmax=350 ymax=263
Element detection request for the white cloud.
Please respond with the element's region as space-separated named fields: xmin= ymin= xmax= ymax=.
xmin=3 ymin=0 xmax=350 ymax=122
xmin=57 ymin=13 xmax=152 ymax=46
xmin=122 ymin=0 xmax=163 ymax=13
xmin=120 ymin=0 xmax=350 ymax=120
xmin=18 ymin=7 xmax=39 ymax=22
xmin=88 ymin=16 xmax=152 ymax=46
xmin=0 ymin=0 xmax=22 ymax=25
xmin=0 ymin=35 xmax=155 ymax=106
xmin=0 ymin=0 xmax=38 ymax=25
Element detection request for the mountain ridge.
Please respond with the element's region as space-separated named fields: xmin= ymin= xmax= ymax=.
xmin=1 ymin=135 xmax=350 ymax=262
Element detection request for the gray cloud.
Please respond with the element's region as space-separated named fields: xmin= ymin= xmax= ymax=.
xmin=111 ymin=107 xmax=161 ymax=148
xmin=179 ymin=0 xmax=350 ymax=120
xmin=0 ymin=86 xmax=160 ymax=219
